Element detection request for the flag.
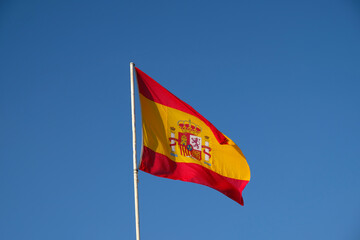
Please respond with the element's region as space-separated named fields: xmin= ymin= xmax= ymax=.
xmin=135 ymin=67 xmax=250 ymax=205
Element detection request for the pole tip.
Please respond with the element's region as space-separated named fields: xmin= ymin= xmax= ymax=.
xmin=130 ymin=62 xmax=135 ymax=66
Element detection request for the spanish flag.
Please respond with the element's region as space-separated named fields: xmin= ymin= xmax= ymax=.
xmin=136 ymin=67 xmax=250 ymax=205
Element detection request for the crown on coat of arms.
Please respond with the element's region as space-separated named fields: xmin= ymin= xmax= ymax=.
xmin=177 ymin=120 xmax=202 ymax=135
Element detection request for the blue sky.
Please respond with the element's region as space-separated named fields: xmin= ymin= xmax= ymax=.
xmin=1 ymin=0 xmax=360 ymax=239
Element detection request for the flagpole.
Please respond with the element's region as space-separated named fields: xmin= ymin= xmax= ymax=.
xmin=130 ymin=62 xmax=140 ymax=240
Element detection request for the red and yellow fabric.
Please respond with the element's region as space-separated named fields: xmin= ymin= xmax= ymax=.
xmin=136 ymin=67 xmax=250 ymax=205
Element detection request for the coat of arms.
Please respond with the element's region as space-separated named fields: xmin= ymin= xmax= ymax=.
xmin=169 ymin=120 xmax=212 ymax=166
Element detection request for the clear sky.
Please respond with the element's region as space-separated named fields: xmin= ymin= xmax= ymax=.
xmin=1 ymin=0 xmax=360 ymax=239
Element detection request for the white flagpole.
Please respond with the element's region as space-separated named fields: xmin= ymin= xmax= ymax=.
xmin=130 ymin=62 xmax=140 ymax=240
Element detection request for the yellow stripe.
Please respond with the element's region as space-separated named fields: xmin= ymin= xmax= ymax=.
xmin=140 ymin=94 xmax=251 ymax=181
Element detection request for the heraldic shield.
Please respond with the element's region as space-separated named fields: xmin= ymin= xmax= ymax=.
xmin=169 ymin=120 xmax=212 ymax=165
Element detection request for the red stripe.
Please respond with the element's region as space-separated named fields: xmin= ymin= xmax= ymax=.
xmin=139 ymin=146 xmax=249 ymax=205
xmin=135 ymin=67 xmax=228 ymax=145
